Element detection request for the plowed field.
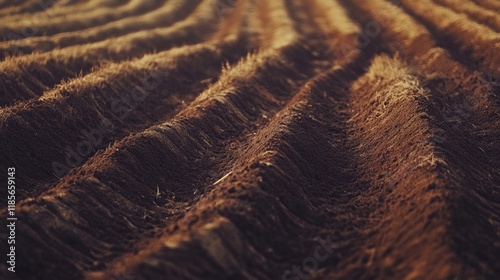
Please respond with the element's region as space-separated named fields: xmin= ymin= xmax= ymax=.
xmin=0 ymin=0 xmax=499 ymax=279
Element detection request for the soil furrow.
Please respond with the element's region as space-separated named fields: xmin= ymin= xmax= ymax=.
xmin=89 ymin=46 xmax=372 ymax=280
xmin=0 ymin=0 xmax=340 ymax=272
xmin=333 ymin=55 xmax=459 ymax=279
xmin=346 ymin=1 xmax=500 ymax=276
xmin=0 ymin=43 xmax=320 ymax=280
xmin=434 ymin=0 xmax=500 ymax=32
xmin=0 ymin=0 xmax=153 ymax=40
xmin=253 ymin=0 xmax=297 ymax=48
xmin=1 ymin=0 xmax=499 ymax=279
xmin=0 ymin=0 xmax=237 ymax=107
xmin=399 ymin=0 xmax=500 ymax=77
xmin=0 ymin=0 xmax=252 ymax=206
xmin=0 ymin=0 xmax=57 ymax=16
xmin=85 ymin=2 xmax=370 ymax=278
xmin=0 ymin=1 xmax=326 ymax=278
xmin=0 ymin=0 xmax=120 ymax=21
xmin=423 ymin=71 xmax=500 ymax=278
xmin=309 ymin=0 xmax=360 ymax=61
xmin=347 ymin=0 xmax=498 ymax=100
xmin=0 ymin=0 xmax=70 ymax=17
xmin=0 ymin=0 xmax=201 ymax=60
xmin=472 ymin=0 xmax=500 ymax=12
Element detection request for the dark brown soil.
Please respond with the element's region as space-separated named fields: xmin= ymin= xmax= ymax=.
xmin=0 ymin=0 xmax=499 ymax=279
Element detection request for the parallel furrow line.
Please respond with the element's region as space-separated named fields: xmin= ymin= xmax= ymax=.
xmin=0 ymin=0 xmax=200 ymax=60
xmin=0 ymin=0 xmax=236 ymax=107
xmin=0 ymin=1 xmax=327 ymax=278
xmin=0 ymin=0 xmax=164 ymax=40
xmin=434 ymin=0 xmax=500 ymax=32
xmin=0 ymin=0 xmax=252 ymax=206
xmin=399 ymin=0 xmax=500 ymax=77
xmin=0 ymin=0 xmax=129 ymax=32
xmin=91 ymin=45 xmax=372 ymax=280
xmin=471 ymin=0 xmax=500 ymax=12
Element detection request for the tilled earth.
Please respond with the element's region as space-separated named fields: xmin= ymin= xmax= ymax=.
xmin=0 ymin=0 xmax=499 ymax=279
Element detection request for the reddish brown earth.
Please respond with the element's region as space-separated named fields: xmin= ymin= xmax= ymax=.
xmin=0 ymin=0 xmax=499 ymax=279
